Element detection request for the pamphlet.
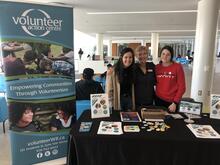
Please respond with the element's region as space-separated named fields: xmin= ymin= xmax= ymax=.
xmin=123 ymin=125 xmax=140 ymax=132
xmin=79 ymin=122 xmax=93 ymax=132
xmin=91 ymin=94 xmax=110 ymax=119
xmin=187 ymin=124 xmax=220 ymax=139
xmin=120 ymin=112 xmax=142 ymax=122
xmin=210 ymin=94 xmax=220 ymax=119
xmin=97 ymin=121 xmax=123 ymax=135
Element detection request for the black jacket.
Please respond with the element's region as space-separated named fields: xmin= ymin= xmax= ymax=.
xmin=76 ymin=79 xmax=104 ymax=100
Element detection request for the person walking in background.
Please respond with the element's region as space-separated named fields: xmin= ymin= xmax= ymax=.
xmin=155 ymin=45 xmax=186 ymax=112
xmin=134 ymin=46 xmax=156 ymax=110
xmin=106 ymin=47 xmax=135 ymax=111
xmin=78 ymin=48 xmax=83 ymax=60
xmin=76 ymin=68 xmax=104 ymax=100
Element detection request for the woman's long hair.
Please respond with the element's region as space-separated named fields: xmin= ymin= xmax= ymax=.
xmin=114 ymin=47 xmax=135 ymax=84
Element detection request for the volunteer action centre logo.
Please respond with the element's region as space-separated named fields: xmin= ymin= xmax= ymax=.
xmin=12 ymin=9 xmax=62 ymax=37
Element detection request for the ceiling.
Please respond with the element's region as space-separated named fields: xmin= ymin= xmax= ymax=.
xmin=9 ymin=0 xmax=220 ymax=40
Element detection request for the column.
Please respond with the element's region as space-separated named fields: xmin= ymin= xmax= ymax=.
xmin=107 ymin=40 xmax=112 ymax=57
xmin=96 ymin=33 xmax=103 ymax=60
xmin=190 ymin=0 xmax=219 ymax=113
xmin=191 ymin=39 xmax=194 ymax=53
xmin=217 ymin=37 xmax=220 ymax=57
xmin=141 ymin=40 xmax=146 ymax=46
xmin=151 ymin=33 xmax=159 ymax=64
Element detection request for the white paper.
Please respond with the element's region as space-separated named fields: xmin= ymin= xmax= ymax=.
xmin=91 ymin=93 xmax=110 ymax=119
xmin=97 ymin=121 xmax=123 ymax=135
xmin=187 ymin=124 xmax=220 ymax=139
xmin=144 ymin=118 xmax=164 ymax=122
xmin=169 ymin=113 xmax=184 ymax=119
xmin=210 ymin=94 xmax=220 ymax=119
xmin=189 ymin=114 xmax=201 ymax=119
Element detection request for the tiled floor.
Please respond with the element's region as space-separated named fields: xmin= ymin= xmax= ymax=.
xmin=0 ymin=121 xmax=11 ymax=165
xmin=1 ymin=62 xmax=220 ymax=165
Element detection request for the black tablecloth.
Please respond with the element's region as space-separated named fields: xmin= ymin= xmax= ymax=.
xmin=68 ymin=110 xmax=220 ymax=165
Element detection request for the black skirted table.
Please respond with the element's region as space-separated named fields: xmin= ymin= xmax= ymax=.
xmin=67 ymin=110 xmax=220 ymax=165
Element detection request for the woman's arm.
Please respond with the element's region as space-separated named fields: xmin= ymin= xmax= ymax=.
xmin=174 ymin=64 xmax=186 ymax=103
xmin=105 ymin=71 xmax=114 ymax=109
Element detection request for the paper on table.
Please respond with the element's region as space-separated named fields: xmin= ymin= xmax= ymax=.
xmin=97 ymin=121 xmax=123 ymax=135
xmin=187 ymin=124 xmax=220 ymax=139
xmin=169 ymin=113 xmax=184 ymax=119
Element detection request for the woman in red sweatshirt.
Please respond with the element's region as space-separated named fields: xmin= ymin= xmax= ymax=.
xmin=155 ymin=45 xmax=186 ymax=112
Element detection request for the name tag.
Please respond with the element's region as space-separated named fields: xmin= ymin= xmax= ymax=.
xmin=147 ymin=69 xmax=153 ymax=72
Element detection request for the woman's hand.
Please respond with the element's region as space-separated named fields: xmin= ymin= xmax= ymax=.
xmin=168 ymin=103 xmax=176 ymax=113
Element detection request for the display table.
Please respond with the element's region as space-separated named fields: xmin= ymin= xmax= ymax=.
xmin=68 ymin=110 xmax=220 ymax=165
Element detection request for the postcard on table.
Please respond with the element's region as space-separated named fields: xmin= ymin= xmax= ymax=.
xmin=120 ymin=112 xmax=142 ymax=122
xmin=91 ymin=93 xmax=110 ymax=119
xmin=123 ymin=125 xmax=140 ymax=132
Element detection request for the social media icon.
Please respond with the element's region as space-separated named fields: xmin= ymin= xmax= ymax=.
xmin=44 ymin=151 xmax=51 ymax=157
xmin=52 ymin=149 xmax=58 ymax=155
xmin=37 ymin=152 xmax=43 ymax=158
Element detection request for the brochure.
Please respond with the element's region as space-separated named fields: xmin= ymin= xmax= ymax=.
xmin=123 ymin=125 xmax=140 ymax=132
xmin=187 ymin=124 xmax=220 ymax=139
xmin=91 ymin=94 xmax=110 ymax=119
xmin=210 ymin=94 xmax=220 ymax=119
xmin=79 ymin=122 xmax=93 ymax=132
xmin=97 ymin=121 xmax=123 ymax=135
xmin=120 ymin=112 xmax=142 ymax=122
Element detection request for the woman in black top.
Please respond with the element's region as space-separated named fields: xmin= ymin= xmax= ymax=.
xmin=134 ymin=46 xmax=156 ymax=110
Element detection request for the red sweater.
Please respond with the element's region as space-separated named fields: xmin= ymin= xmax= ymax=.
xmin=155 ymin=63 xmax=186 ymax=103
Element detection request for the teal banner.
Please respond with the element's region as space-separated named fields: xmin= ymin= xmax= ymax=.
xmin=0 ymin=1 xmax=73 ymax=48
xmin=7 ymin=77 xmax=74 ymax=99
xmin=0 ymin=1 xmax=75 ymax=165
xmin=10 ymin=131 xmax=69 ymax=165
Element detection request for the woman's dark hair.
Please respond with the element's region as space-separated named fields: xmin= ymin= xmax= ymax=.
xmin=9 ymin=103 xmax=34 ymax=126
xmin=114 ymin=47 xmax=135 ymax=83
xmin=23 ymin=50 xmax=37 ymax=62
xmin=41 ymin=48 xmax=51 ymax=57
xmin=159 ymin=45 xmax=174 ymax=63
xmin=55 ymin=101 xmax=75 ymax=117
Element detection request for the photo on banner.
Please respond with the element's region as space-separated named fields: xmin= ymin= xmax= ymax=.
xmin=0 ymin=1 xmax=75 ymax=164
